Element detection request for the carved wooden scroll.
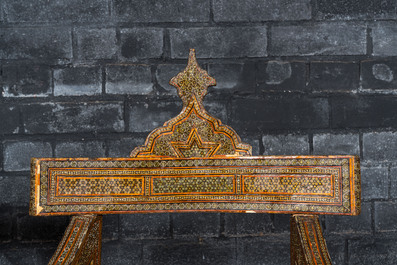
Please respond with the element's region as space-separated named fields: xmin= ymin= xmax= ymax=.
xmin=30 ymin=49 xmax=361 ymax=265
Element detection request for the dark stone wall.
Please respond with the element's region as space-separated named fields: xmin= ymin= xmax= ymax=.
xmin=0 ymin=1 xmax=396 ymax=264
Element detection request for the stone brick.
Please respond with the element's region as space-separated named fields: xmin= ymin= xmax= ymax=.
xmin=375 ymin=202 xmax=397 ymax=232
xmin=114 ymin=0 xmax=210 ymax=22
xmin=202 ymin=100 xmax=228 ymax=123
xmin=106 ymin=65 xmax=153 ymax=95
xmin=0 ymin=208 xmax=13 ymax=240
xmin=257 ymin=61 xmax=307 ymax=91
xmin=236 ymin=236 xmax=290 ymax=265
xmin=316 ymin=0 xmax=396 ymax=20
xmin=128 ymin=101 xmax=181 ymax=133
xmin=2 ymin=0 xmax=110 ymax=23
xmin=213 ymin=0 xmax=311 ymax=22
xmin=143 ymin=238 xmax=236 ymax=265
xmin=17 ymin=213 xmax=70 ymax=241
xmin=262 ymin=134 xmax=309 ymax=155
xmin=208 ymin=63 xmax=256 ymax=91
xmin=101 ymin=240 xmax=142 ymax=265
xmin=325 ymin=237 xmax=346 ymax=265
xmin=272 ymin=214 xmax=290 ymax=233
xmin=55 ymin=141 xmax=106 ymax=157
xmin=155 ymin=64 xmax=184 ymax=95
xmin=361 ymin=166 xmax=388 ymax=200
xmin=143 ymin=241 xmax=202 ymax=265
xmin=242 ymin=138 xmax=260 ymax=156
xmin=22 ymin=102 xmax=125 ymax=134
xmin=3 ymin=141 xmax=52 ymax=172
xmin=75 ymin=28 xmax=117 ymax=60
xmin=34 ymin=245 xmax=58 ymax=264
xmin=199 ymin=239 xmax=237 ymax=265
xmin=0 ymin=27 xmax=72 ymax=60
xmin=54 ymin=66 xmax=101 ymax=96
xmin=0 ymin=176 xmax=30 ymax=206
xmin=172 ymin=213 xmax=219 ymax=238
xmin=101 ymin=215 xmax=119 ymax=241
xmin=231 ymin=96 xmax=329 ymax=133
xmin=348 ymin=238 xmax=397 ymax=265
xmin=0 ymin=104 xmax=20 ymax=134
xmin=309 ymin=62 xmax=359 ymax=91
xmin=270 ymin=23 xmax=366 ymax=56
xmin=0 ymin=5 xmax=4 ymax=23
xmin=120 ymin=213 xmax=170 ymax=239
xmin=390 ymin=167 xmax=397 ymax=198
xmin=108 ymin=137 xmax=146 ymax=157
xmin=313 ymin=133 xmax=359 ymax=155
xmin=170 ymin=27 xmax=267 ymax=58
xmin=224 ymin=213 xmax=272 ymax=236
xmin=1 ymin=64 xmax=51 ymax=97
xmin=363 ymin=132 xmax=397 ymax=162
xmin=0 ymin=245 xmax=43 ymax=265
xmin=361 ymin=60 xmax=397 ymax=90
xmin=372 ymin=22 xmax=397 ymax=56
xmin=0 ymin=247 xmax=41 ymax=264
xmin=325 ymin=202 xmax=371 ymax=234
xmin=120 ymin=28 xmax=163 ymax=60
xmin=331 ymin=96 xmax=397 ymax=129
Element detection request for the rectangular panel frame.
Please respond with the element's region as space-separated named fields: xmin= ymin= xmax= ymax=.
xmin=30 ymin=156 xmax=360 ymax=216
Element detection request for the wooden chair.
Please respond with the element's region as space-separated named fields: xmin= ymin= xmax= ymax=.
xmin=29 ymin=49 xmax=361 ymax=265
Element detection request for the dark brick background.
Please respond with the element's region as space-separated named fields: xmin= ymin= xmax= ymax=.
xmin=0 ymin=1 xmax=396 ymax=264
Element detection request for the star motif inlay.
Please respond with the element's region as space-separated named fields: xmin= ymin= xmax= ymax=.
xmin=171 ymin=129 xmax=220 ymax=158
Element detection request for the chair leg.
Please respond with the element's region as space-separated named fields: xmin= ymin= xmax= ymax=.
xmin=290 ymin=214 xmax=332 ymax=265
xmin=48 ymin=214 xmax=102 ymax=265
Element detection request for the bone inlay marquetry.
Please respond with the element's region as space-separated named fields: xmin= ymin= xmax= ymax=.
xmin=30 ymin=49 xmax=361 ymax=265
xmin=31 ymin=156 xmax=359 ymax=216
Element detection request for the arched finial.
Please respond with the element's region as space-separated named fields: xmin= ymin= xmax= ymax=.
xmin=130 ymin=49 xmax=252 ymax=158
xmin=170 ymin=49 xmax=216 ymax=106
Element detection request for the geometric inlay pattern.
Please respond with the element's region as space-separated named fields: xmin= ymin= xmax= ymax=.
xmin=58 ymin=177 xmax=143 ymax=196
xmin=48 ymin=215 xmax=102 ymax=265
xmin=291 ymin=215 xmax=332 ymax=265
xmin=29 ymin=49 xmax=361 ymax=218
xmin=243 ymin=175 xmax=333 ymax=195
xmin=30 ymin=156 xmax=360 ymax=216
xmin=171 ymin=129 xmax=220 ymax=158
xmin=29 ymin=49 xmax=361 ymax=265
xmin=130 ymin=49 xmax=252 ymax=158
xmin=152 ymin=175 xmax=234 ymax=195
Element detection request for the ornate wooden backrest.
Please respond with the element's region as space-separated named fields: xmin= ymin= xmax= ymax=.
xmin=30 ymin=49 xmax=361 ymax=265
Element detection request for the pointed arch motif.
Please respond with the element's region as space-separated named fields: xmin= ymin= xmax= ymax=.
xmin=130 ymin=49 xmax=251 ymax=158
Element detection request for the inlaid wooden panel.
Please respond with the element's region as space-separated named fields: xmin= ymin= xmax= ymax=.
xmin=30 ymin=155 xmax=360 ymax=216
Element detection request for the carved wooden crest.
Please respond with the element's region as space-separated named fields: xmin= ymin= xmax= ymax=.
xmin=130 ymin=49 xmax=252 ymax=158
